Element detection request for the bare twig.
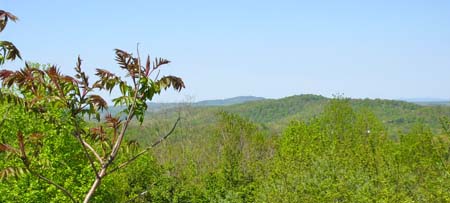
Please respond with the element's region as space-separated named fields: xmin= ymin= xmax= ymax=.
xmin=109 ymin=89 xmax=139 ymax=163
xmin=20 ymin=143 xmax=77 ymax=203
xmin=29 ymin=170 xmax=77 ymax=203
xmin=74 ymin=131 xmax=99 ymax=178
xmin=82 ymin=102 xmax=137 ymax=203
xmin=136 ymin=43 xmax=141 ymax=71
xmin=107 ymin=117 xmax=180 ymax=175
xmin=150 ymin=117 xmax=180 ymax=148
xmin=83 ymin=66 xmax=141 ymax=203
xmin=81 ymin=139 xmax=103 ymax=164
xmin=125 ymin=181 xmax=156 ymax=202
xmin=125 ymin=190 xmax=148 ymax=203
xmin=154 ymin=70 xmax=160 ymax=81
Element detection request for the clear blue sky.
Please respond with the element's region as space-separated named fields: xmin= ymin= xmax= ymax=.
xmin=2 ymin=0 xmax=450 ymax=102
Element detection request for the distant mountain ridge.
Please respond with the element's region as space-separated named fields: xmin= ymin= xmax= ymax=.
xmin=110 ymin=95 xmax=450 ymax=132
xmin=401 ymin=98 xmax=449 ymax=102
xmin=141 ymin=94 xmax=450 ymax=136
xmin=194 ymin=96 xmax=265 ymax=106
xmin=106 ymin=96 xmax=265 ymax=114
xmin=144 ymin=96 xmax=265 ymax=111
xmin=400 ymin=98 xmax=450 ymax=106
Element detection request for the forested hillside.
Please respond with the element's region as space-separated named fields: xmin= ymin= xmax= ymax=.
xmin=3 ymin=90 xmax=450 ymax=202
xmin=137 ymin=94 xmax=450 ymax=135
xmin=123 ymin=96 xmax=450 ymax=202
xmin=225 ymin=94 xmax=450 ymax=132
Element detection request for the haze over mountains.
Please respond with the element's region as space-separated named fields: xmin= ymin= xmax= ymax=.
xmin=134 ymin=94 xmax=450 ymax=138
xmin=148 ymin=95 xmax=450 ymax=108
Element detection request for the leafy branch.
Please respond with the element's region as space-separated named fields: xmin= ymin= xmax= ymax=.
xmin=0 ymin=10 xmax=21 ymax=65
xmin=0 ymin=132 xmax=77 ymax=203
xmin=0 ymin=10 xmax=184 ymax=202
xmin=108 ymin=116 xmax=181 ymax=175
xmin=0 ymin=49 xmax=184 ymax=202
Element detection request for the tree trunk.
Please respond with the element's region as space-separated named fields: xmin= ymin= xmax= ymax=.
xmin=83 ymin=168 xmax=107 ymax=203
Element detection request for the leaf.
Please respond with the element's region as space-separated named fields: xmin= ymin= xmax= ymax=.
xmin=0 ymin=69 xmax=14 ymax=80
xmin=0 ymin=143 xmax=19 ymax=154
xmin=5 ymin=43 xmax=21 ymax=61
xmin=145 ymin=55 xmax=151 ymax=76
xmin=125 ymin=140 xmax=140 ymax=153
xmin=88 ymin=94 xmax=108 ymax=111
xmin=0 ymin=90 xmax=24 ymax=105
xmin=153 ymin=57 xmax=170 ymax=70
xmin=115 ymin=49 xmax=132 ymax=70
xmin=156 ymin=76 xmax=185 ymax=92
xmin=0 ymin=41 xmax=21 ymax=64
xmin=95 ymin=68 xmax=117 ymax=79
xmin=45 ymin=65 xmax=60 ymax=79
xmin=74 ymin=56 xmax=83 ymax=78
xmin=93 ymin=69 xmax=120 ymax=93
xmin=29 ymin=133 xmax=43 ymax=141
xmin=74 ymin=56 xmax=90 ymax=89
xmin=0 ymin=10 xmax=18 ymax=32
xmin=0 ymin=167 xmax=28 ymax=181
xmin=61 ymin=75 xmax=78 ymax=85
xmin=90 ymin=126 xmax=106 ymax=141
xmin=105 ymin=113 xmax=121 ymax=128
xmin=17 ymin=131 xmax=26 ymax=159
xmin=119 ymin=81 xmax=127 ymax=94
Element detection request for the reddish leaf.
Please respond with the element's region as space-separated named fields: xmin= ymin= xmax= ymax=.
xmin=95 ymin=68 xmax=116 ymax=79
xmin=0 ymin=143 xmax=19 ymax=154
xmin=0 ymin=167 xmax=28 ymax=180
xmin=62 ymin=76 xmax=78 ymax=84
xmin=88 ymin=94 xmax=108 ymax=110
xmin=0 ymin=69 xmax=14 ymax=80
xmin=105 ymin=113 xmax=121 ymax=127
xmin=153 ymin=57 xmax=170 ymax=70
xmin=17 ymin=131 xmax=25 ymax=158
xmin=145 ymin=55 xmax=150 ymax=76
xmin=157 ymin=76 xmax=185 ymax=92
xmin=29 ymin=133 xmax=43 ymax=141
xmin=0 ymin=10 xmax=18 ymax=32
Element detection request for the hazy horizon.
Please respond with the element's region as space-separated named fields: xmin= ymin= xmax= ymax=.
xmin=149 ymin=94 xmax=450 ymax=104
xmin=2 ymin=1 xmax=450 ymax=102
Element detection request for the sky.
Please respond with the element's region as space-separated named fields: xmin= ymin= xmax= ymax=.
xmin=2 ymin=0 xmax=450 ymax=102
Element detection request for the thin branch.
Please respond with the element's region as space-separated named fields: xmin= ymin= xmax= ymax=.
xmin=150 ymin=117 xmax=180 ymax=148
xmin=153 ymin=69 xmax=160 ymax=81
xmin=107 ymin=117 xmax=180 ymax=175
xmin=108 ymin=58 xmax=142 ymax=163
xmin=125 ymin=190 xmax=148 ymax=203
xmin=74 ymin=131 xmax=99 ymax=178
xmin=74 ymin=103 xmax=89 ymax=115
xmin=29 ymin=170 xmax=78 ymax=203
xmin=10 ymin=130 xmax=77 ymax=202
xmin=107 ymin=98 xmax=136 ymax=163
xmin=136 ymin=43 xmax=141 ymax=72
xmin=137 ymin=46 xmax=142 ymax=92
xmin=21 ymin=149 xmax=77 ymax=202
xmin=81 ymin=139 xmax=103 ymax=164
xmin=84 ymin=67 xmax=142 ymax=203
xmin=125 ymin=177 xmax=157 ymax=202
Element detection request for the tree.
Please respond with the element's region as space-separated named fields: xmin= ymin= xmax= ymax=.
xmin=0 ymin=10 xmax=185 ymax=202
xmin=0 ymin=10 xmax=21 ymax=65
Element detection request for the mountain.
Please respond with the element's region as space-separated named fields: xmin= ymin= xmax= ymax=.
xmin=400 ymin=98 xmax=450 ymax=106
xmin=194 ymin=96 xmax=265 ymax=106
xmin=412 ymin=101 xmax=450 ymax=106
xmin=105 ymin=96 xmax=266 ymax=115
xmin=401 ymin=98 xmax=449 ymax=102
xmin=142 ymin=96 xmax=265 ymax=112
xmin=137 ymin=94 xmax=450 ymax=137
